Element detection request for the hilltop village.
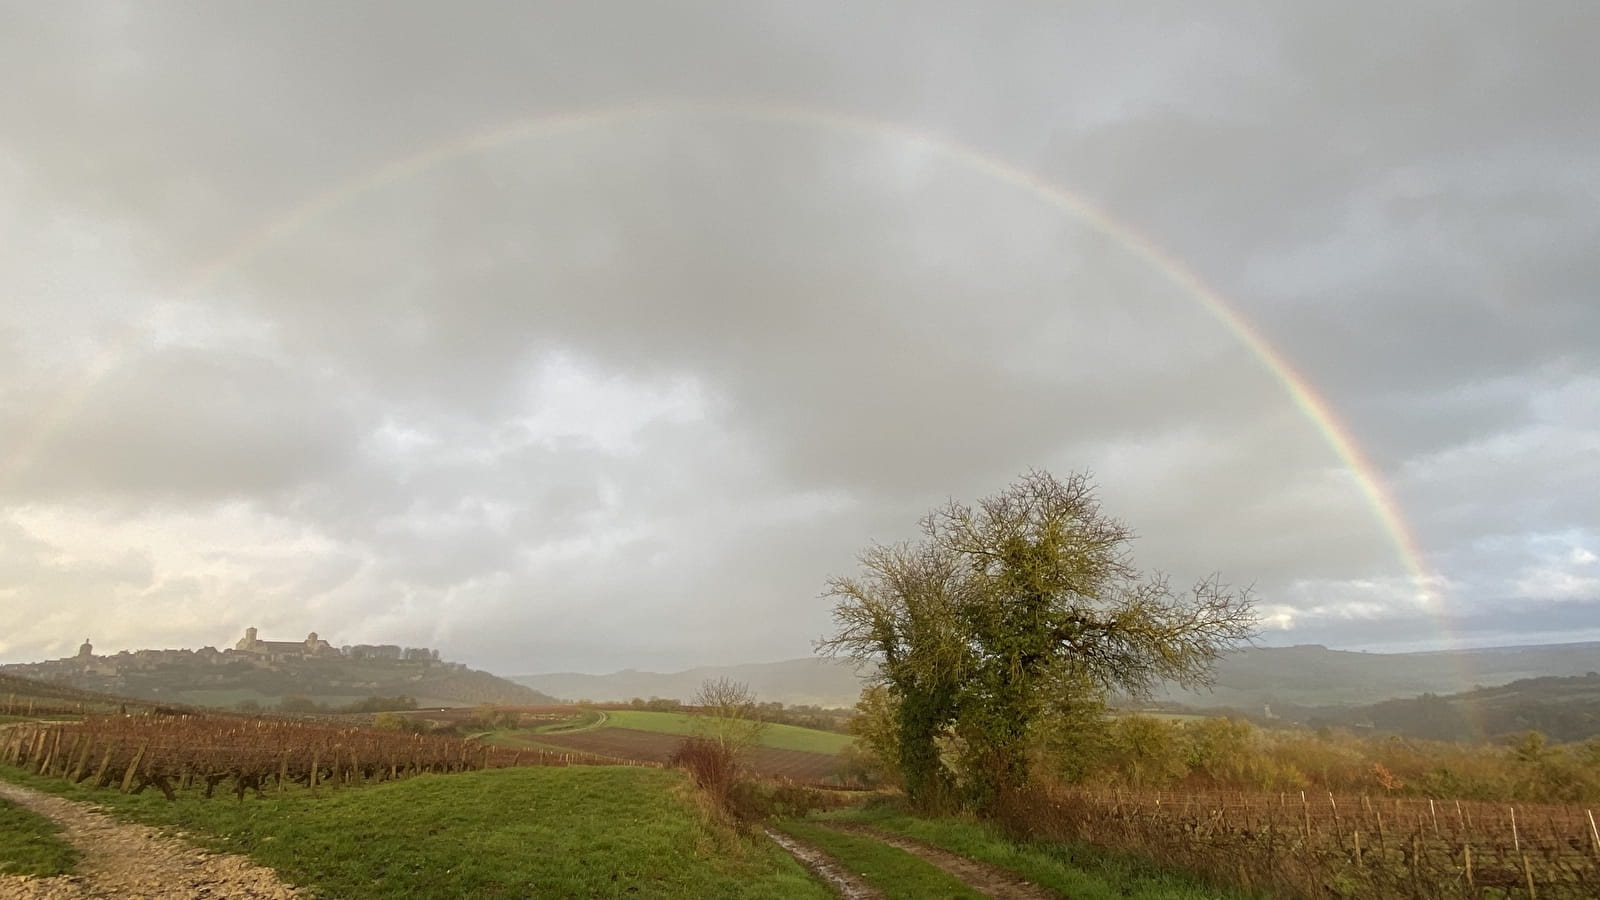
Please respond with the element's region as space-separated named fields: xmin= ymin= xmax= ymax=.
xmin=0 ymin=628 xmax=550 ymax=708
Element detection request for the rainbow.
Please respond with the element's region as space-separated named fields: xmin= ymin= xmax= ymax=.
xmin=2 ymin=99 xmax=1440 ymax=624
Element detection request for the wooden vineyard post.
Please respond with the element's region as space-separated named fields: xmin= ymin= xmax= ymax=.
xmin=55 ymin=734 xmax=80 ymax=778
xmin=17 ymin=727 xmax=36 ymax=764
xmin=37 ymin=729 xmax=61 ymax=775
xmin=119 ymin=742 xmax=148 ymax=793
xmin=1509 ymin=806 xmax=1537 ymax=900
xmin=91 ymin=746 xmax=114 ymax=787
xmin=1588 ymin=810 xmax=1600 ymax=858
xmin=1353 ymin=830 xmax=1362 ymax=869
xmin=1463 ymin=845 xmax=1473 ymax=890
xmin=278 ymin=752 xmax=289 ymax=793
xmin=68 ymin=738 xmax=93 ymax=783
xmin=309 ymin=750 xmax=320 ymax=792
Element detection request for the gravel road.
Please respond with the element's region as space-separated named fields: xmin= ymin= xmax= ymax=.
xmin=0 ymin=781 xmax=304 ymax=900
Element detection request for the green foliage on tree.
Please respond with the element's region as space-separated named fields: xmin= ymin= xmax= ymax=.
xmin=822 ymin=539 xmax=970 ymax=807
xmin=821 ymin=470 xmax=1256 ymax=813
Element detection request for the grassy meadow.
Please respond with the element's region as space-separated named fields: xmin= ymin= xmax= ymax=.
xmin=0 ymin=764 xmax=830 ymax=899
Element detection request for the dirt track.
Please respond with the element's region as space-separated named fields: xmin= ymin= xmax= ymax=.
xmin=0 ymin=781 xmax=303 ymax=900
xmin=821 ymin=823 xmax=1057 ymax=899
xmin=765 ymin=828 xmax=884 ymax=899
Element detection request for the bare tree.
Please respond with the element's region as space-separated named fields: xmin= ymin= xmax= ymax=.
xmin=690 ymin=676 xmax=767 ymax=756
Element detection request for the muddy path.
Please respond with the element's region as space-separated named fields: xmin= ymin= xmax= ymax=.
xmin=0 ymin=780 xmax=304 ymax=899
xmin=765 ymin=827 xmax=885 ymax=900
xmin=819 ymin=823 xmax=1057 ymax=900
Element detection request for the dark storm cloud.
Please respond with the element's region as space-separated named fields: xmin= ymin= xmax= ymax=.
xmin=1 ymin=2 xmax=1596 ymax=670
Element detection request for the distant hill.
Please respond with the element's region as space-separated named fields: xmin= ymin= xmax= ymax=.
xmin=1285 ymin=672 xmax=1600 ymax=742
xmin=1138 ymin=642 xmax=1600 ymax=711
xmin=2 ymin=641 xmax=558 ymax=710
xmin=511 ymin=657 xmax=870 ymax=708
xmin=513 ymin=641 xmax=1600 ymax=712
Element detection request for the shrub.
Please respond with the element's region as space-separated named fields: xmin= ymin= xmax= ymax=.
xmin=669 ymin=737 xmax=739 ymax=806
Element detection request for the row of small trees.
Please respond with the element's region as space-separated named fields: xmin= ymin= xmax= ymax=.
xmin=822 ymin=470 xmax=1256 ymax=814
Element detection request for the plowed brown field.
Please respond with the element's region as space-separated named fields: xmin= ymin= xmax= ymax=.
xmin=534 ymin=728 xmax=840 ymax=781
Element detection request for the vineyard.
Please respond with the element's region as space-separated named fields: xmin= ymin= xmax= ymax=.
xmin=1014 ymin=785 xmax=1600 ymax=899
xmin=1 ymin=714 xmax=653 ymax=800
xmin=1 ymin=672 xmax=162 ymax=718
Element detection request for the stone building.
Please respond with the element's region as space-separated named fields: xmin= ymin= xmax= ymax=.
xmin=233 ymin=627 xmax=338 ymax=659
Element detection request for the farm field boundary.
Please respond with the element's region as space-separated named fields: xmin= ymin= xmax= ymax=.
xmin=532 ymin=726 xmax=840 ymax=781
xmin=600 ymin=710 xmax=855 ymax=755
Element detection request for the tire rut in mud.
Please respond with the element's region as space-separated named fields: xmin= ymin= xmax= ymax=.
xmin=764 ymin=827 xmax=885 ymax=900
xmin=819 ymin=822 xmax=1057 ymax=900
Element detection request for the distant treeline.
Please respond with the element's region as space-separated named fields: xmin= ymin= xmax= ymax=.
xmin=616 ymin=696 xmax=853 ymax=733
xmin=238 ymin=694 xmax=420 ymax=715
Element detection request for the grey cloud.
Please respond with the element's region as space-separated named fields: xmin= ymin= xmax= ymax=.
xmin=1 ymin=2 xmax=1596 ymax=670
xmin=3 ymin=347 xmax=371 ymax=502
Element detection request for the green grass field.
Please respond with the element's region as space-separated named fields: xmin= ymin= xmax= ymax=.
xmin=816 ymin=805 xmax=1253 ymax=900
xmin=602 ymin=710 xmax=855 ymax=754
xmin=0 ymin=796 xmax=79 ymax=878
xmin=0 ymin=764 xmax=830 ymax=899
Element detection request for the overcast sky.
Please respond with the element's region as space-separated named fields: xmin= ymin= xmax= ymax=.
xmin=2 ymin=2 xmax=1596 ymax=675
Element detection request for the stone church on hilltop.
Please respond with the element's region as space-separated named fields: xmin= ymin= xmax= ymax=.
xmin=234 ymin=627 xmax=338 ymax=659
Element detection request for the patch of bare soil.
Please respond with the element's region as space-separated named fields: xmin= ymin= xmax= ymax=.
xmin=535 ymin=727 xmax=841 ymax=780
xmin=0 ymin=781 xmax=304 ymax=900
xmin=823 ymin=823 xmax=1058 ymax=900
xmin=764 ymin=827 xmax=885 ymax=900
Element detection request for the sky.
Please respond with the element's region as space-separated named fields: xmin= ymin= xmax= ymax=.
xmin=1 ymin=2 xmax=1596 ymax=676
